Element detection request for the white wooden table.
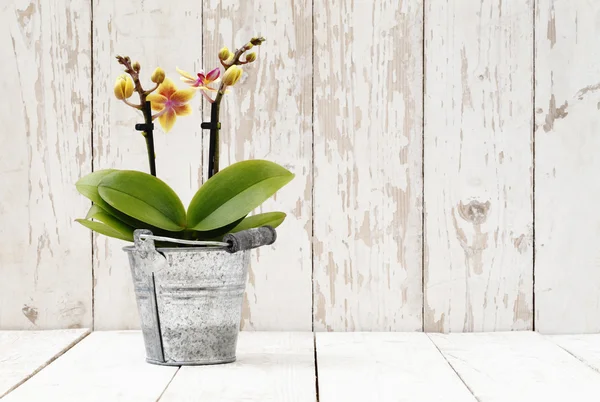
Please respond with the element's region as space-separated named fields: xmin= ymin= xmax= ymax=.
xmin=1 ymin=331 xmax=600 ymax=401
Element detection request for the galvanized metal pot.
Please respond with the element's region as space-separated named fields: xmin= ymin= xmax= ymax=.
xmin=124 ymin=229 xmax=272 ymax=366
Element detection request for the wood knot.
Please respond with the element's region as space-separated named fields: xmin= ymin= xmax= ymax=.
xmin=458 ymin=200 xmax=490 ymax=224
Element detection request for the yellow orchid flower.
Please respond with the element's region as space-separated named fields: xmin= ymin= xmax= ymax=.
xmin=114 ymin=74 xmax=134 ymax=100
xmin=177 ymin=67 xmax=222 ymax=103
xmin=146 ymin=78 xmax=195 ymax=133
xmin=176 ymin=67 xmax=220 ymax=90
xmin=222 ymin=66 xmax=243 ymax=86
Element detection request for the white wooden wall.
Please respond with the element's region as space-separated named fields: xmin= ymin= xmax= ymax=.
xmin=1 ymin=0 xmax=599 ymax=333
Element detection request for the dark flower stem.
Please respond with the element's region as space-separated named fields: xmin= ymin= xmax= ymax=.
xmin=141 ymin=101 xmax=157 ymax=176
xmin=207 ymin=92 xmax=223 ymax=178
xmin=206 ymin=36 xmax=265 ymax=179
xmin=116 ymin=55 xmax=157 ymax=177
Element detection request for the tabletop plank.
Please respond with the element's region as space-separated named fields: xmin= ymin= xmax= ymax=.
xmin=316 ymin=333 xmax=476 ymax=402
xmin=548 ymin=334 xmax=600 ymax=373
xmin=2 ymin=331 xmax=177 ymax=402
xmin=160 ymin=332 xmax=316 ymax=402
xmin=0 ymin=329 xmax=89 ymax=398
xmin=430 ymin=332 xmax=600 ymax=401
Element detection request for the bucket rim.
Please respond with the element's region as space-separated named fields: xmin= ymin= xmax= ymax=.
xmin=122 ymin=245 xmax=237 ymax=254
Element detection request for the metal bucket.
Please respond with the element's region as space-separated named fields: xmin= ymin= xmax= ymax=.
xmin=124 ymin=229 xmax=252 ymax=366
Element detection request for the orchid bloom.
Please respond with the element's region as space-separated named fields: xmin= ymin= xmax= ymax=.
xmin=146 ymin=78 xmax=195 ymax=133
xmin=177 ymin=67 xmax=221 ymax=103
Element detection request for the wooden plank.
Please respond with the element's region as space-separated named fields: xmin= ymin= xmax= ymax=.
xmin=0 ymin=329 xmax=89 ymax=398
xmin=3 ymin=331 xmax=177 ymax=402
xmin=316 ymin=333 xmax=476 ymax=401
xmin=548 ymin=335 xmax=600 ymax=372
xmin=202 ymin=0 xmax=313 ymax=330
xmin=92 ymin=0 xmax=204 ymax=329
xmin=160 ymin=332 xmax=315 ymax=401
xmin=0 ymin=0 xmax=92 ymax=329
xmin=535 ymin=0 xmax=600 ymax=333
xmin=424 ymin=0 xmax=534 ymax=332
xmin=430 ymin=332 xmax=600 ymax=401
xmin=313 ymin=0 xmax=423 ymax=331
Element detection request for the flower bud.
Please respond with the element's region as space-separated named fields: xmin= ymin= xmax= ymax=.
xmin=151 ymin=67 xmax=166 ymax=84
xmin=114 ymin=74 xmax=134 ymax=100
xmin=132 ymin=61 xmax=141 ymax=72
xmin=222 ymin=65 xmax=243 ymax=86
xmin=218 ymin=46 xmax=231 ymax=61
xmin=246 ymin=43 xmax=254 ymax=50
xmin=245 ymin=52 xmax=257 ymax=63
xmin=250 ymin=36 xmax=265 ymax=46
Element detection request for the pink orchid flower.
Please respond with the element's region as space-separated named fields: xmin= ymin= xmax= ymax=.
xmin=177 ymin=67 xmax=221 ymax=103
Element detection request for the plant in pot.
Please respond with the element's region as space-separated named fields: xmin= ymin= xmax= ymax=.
xmin=75 ymin=37 xmax=293 ymax=365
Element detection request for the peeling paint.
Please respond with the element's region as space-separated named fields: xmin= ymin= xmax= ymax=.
xmin=543 ymin=95 xmax=568 ymax=132
xmin=22 ymin=305 xmax=38 ymax=325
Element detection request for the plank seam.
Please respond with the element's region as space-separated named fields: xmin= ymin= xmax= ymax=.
xmin=310 ymin=0 xmax=316 ymax=333
xmin=313 ymin=332 xmax=320 ymax=402
xmin=531 ymin=0 xmax=537 ymax=332
xmin=425 ymin=334 xmax=481 ymax=402
xmin=0 ymin=330 xmax=91 ymax=399
xmin=548 ymin=340 xmax=600 ymax=376
xmin=90 ymin=0 xmax=95 ymax=332
xmin=156 ymin=366 xmax=181 ymax=401
xmin=421 ymin=0 xmax=426 ymax=333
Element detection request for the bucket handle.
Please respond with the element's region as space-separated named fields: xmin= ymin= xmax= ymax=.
xmin=135 ymin=226 xmax=277 ymax=253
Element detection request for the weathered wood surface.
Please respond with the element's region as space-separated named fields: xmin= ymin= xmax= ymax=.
xmin=0 ymin=329 xmax=89 ymax=398
xmin=430 ymin=332 xmax=600 ymax=401
xmin=92 ymin=0 xmax=204 ymax=329
xmin=160 ymin=332 xmax=316 ymax=401
xmin=201 ymin=0 xmax=313 ymax=330
xmin=535 ymin=0 xmax=600 ymax=334
xmin=2 ymin=331 xmax=178 ymax=402
xmin=2 ymin=0 xmax=599 ymax=333
xmin=424 ymin=0 xmax=534 ymax=332
xmin=549 ymin=335 xmax=600 ymax=373
xmin=316 ymin=333 xmax=476 ymax=401
xmin=313 ymin=0 xmax=423 ymax=331
xmin=0 ymin=0 xmax=93 ymax=329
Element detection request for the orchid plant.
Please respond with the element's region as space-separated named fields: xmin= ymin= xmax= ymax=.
xmin=76 ymin=37 xmax=293 ymax=243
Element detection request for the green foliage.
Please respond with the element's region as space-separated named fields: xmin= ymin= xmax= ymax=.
xmin=187 ymin=160 xmax=294 ymax=231
xmin=75 ymin=160 xmax=293 ymax=244
xmin=76 ymin=205 xmax=134 ymax=241
xmin=98 ymin=170 xmax=187 ymax=231
xmin=230 ymin=212 xmax=286 ymax=233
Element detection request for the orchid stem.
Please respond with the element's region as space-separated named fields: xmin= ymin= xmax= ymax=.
xmin=141 ymin=101 xmax=157 ymax=177
xmin=208 ymin=91 xmax=223 ymax=178
xmin=116 ymin=55 xmax=157 ymax=177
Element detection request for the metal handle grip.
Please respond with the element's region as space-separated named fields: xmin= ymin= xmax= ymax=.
xmin=134 ymin=227 xmax=277 ymax=253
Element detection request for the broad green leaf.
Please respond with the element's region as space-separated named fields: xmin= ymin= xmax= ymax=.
xmin=187 ymin=160 xmax=294 ymax=231
xmin=76 ymin=169 xmax=118 ymax=209
xmin=188 ymin=160 xmax=294 ymax=231
xmin=98 ymin=170 xmax=186 ymax=232
xmin=79 ymin=204 xmax=135 ymax=241
xmin=230 ymin=212 xmax=286 ymax=233
xmin=85 ymin=204 xmax=106 ymax=219
xmin=76 ymin=218 xmax=133 ymax=242
xmin=192 ymin=216 xmax=247 ymax=241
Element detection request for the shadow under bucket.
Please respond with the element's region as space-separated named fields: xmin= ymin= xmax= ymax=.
xmin=124 ymin=228 xmax=275 ymax=365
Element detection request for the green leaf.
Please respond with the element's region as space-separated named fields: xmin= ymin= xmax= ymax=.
xmin=230 ymin=212 xmax=287 ymax=233
xmin=76 ymin=169 xmax=118 ymax=209
xmin=85 ymin=204 xmax=106 ymax=219
xmin=187 ymin=160 xmax=294 ymax=231
xmin=76 ymin=220 xmax=132 ymax=241
xmin=76 ymin=207 xmax=134 ymax=242
xmin=192 ymin=216 xmax=247 ymax=241
xmin=78 ymin=204 xmax=135 ymax=241
xmin=98 ymin=170 xmax=186 ymax=232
